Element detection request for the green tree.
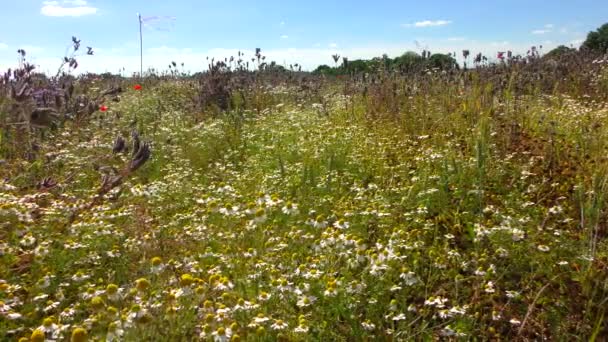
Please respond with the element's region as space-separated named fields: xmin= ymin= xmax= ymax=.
xmin=428 ymin=53 xmax=458 ymax=70
xmin=346 ymin=59 xmax=370 ymax=73
xmin=583 ymin=23 xmax=608 ymax=52
xmin=544 ymin=45 xmax=575 ymax=59
xmin=313 ymin=64 xmax=336 ymax=75
xmin=393 ymin=51 xmax=424 ymax=71
xmin=266 ymin=61 xmax=287 ymax=72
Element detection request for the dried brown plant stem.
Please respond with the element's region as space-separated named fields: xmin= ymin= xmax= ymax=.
xmin=518 ymin=275 xmax=560 ymax=336
xmin=66 ymin=140 xmax=150 ymax=227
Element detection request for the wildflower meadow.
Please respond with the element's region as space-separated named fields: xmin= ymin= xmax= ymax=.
xmin=1 ymin=23 xmax=608 ymax=342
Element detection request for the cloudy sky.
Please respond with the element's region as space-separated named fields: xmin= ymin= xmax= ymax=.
xmin=0 ymin=0 xmax=606 ymax=74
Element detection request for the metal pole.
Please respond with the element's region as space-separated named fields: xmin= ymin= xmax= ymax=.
xmin=138 ymin=13 xmax=143 ymax=77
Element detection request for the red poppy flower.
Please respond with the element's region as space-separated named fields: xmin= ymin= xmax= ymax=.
xmin=99 ymin=105 xmax=108 ymax=112
xmin=134 ymin=84 xmax=142 ymax=90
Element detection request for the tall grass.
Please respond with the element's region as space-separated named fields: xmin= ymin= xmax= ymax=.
xmin=1 ymin=48 xmax=608 ymax=340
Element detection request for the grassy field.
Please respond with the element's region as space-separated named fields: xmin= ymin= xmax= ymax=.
xmin=2 ymin=52 xmax=608 ymax=341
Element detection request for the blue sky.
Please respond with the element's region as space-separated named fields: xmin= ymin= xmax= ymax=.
xmin=0 ymin=0 xmax=606 ymax=74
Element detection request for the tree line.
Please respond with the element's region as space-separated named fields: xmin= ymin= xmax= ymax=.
xmin=313 ymin=22 xmax=608 ymax=76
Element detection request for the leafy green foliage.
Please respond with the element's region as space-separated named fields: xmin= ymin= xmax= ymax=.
xmin=583 ymin=23 xmax=608 ymax=52
xmin=428 ymin=53 xmax=458 ymax=70
xmin=544 ymin=45 xmax=576 ymax=59
xmin=313 ymin=51 xmax=456 ymax=75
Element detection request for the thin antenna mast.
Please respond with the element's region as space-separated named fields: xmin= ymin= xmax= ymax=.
xmin=138 ymin=13 xmax=143 ymax=77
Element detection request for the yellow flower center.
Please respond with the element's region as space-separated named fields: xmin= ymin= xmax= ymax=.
xmin=135 ymin=278 xmax=150 ymax=291
xmin=31 ymin=329 xmax=45 ymax=342
xmin=106 ymin=284 xmax=118 ymax=294
xmin=43 ymin=317 xmax=54 ymax=327
xmin=180 ymin=274 xmax=194 ymax=287
xmin=151 ymin=257 xmax=162 ymax=266
xmin=70 ymin=327 xmax=87 ymax=342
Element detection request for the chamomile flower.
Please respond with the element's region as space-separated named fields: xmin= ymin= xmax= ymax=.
xmin=106 ymin=284 xmax=121 ymax=302
xmin=324 ymin=286 xmax=338 ymax=297
xmin=252 ymin=208 xmax=267 ymax=224
xmin=437 ymin=309 xmax=450 ymax=319
xmin=150 ymin=256 xmax=165 ymax=273
xmin=392 ymin=313 xmax=407 ymax=321
xmin=361 ymin=320 xmax=375 ymax=331
xmin=310 ymin=215 xmax=328 ymax=229
xmin=44 ymin=300 xmax=61 ymax=313
xmin=302 ymin=268 xmax=323 ymax=279
xmin=439 ymin=326 xmax=456 ymax=337
xmin=71 ymin=271 xmax=90 ymax=283
xmin=294 ymin=324 xmax=309 ymax=333
xmin=36 ymin=273 xmax=54 ymax=289
xmin=271 ymin=319 xmax=288 ymax=330
xmin=399 ymin=271 xmax=419 ymax=286
xmin=257 ymin=291 xmax=271 ymax=302
xmin=548 ymin=205 xmax=563 ymax=215
xmin=30 ymin=329 xmax=46 ymax=342
xmin=253 ymin=313 xmax=270 ymax=324
xmin=484 ymin=281 xmax=496 ymax=293
xmin=219 ymin=203 xmax=239 ymax=216
xmin=7 ymin=311 xmax=22 ymax=320
xmin=135 ymin=278 xmax=150 ymax=293
xmin=19 ymin=233 xmax=36 ymax=248
xmin=199 ymin=324 xmax=213 ymax=339
xmin=106 ymin=321 xmax=124 ymax=341
xmin=424 ymin=296 xmax=448 ymax=308
xmin=212 ymin=326 xmax=232 ymax=342
xmin=233 ymin=298 xmax=257 ymax=312
xmin=333 ymin=219 xmax=350 ymax=230
xmin=511 ymin=228 xmax=525 ymax=241
xmin=70 ymin=327 xmax=87 ymax=342
xmin=127 ymin=304 xmax=151 ymax=324
xmin=36 ymin=317 xmax=60 ymax=339
xmin=505 ymin=290 xmax=521 ymax=299
xmin=449 ymin=305 xmax=468 ymax=316
xmin=281 ymin=202 xmax=299 ymax=215
xmin=296 ymin=295 xmax=317 ymax=308
xmin=537 ymin=244 xmax=550 ymax=252
xmin=60 ymin=307 xmax=76 ymax=321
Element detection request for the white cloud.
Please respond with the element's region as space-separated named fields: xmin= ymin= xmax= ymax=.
xmin=280 ymin=21 xmax=285 ymax=26
xmin=569 ymin=39 xmax=584 ymax=47
xmin=532 ymin=29 xmax=551 ymax=35
xmin=329 ymin=43 xmax=338 ymax=48
xmin=532 ymin=24 xmax=554 ymax=35
xmin=403 ymin=20 xmax=452 ymax=28
xmin=64 ymin=0 xmax=87 ymax=5
xmin=280 ymin=35 xmax=289 ymax=39
xmin=0 ymin=43 xmax=8 ymax=50
xmin=41 ymin=0 xmax=98 ymax=17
